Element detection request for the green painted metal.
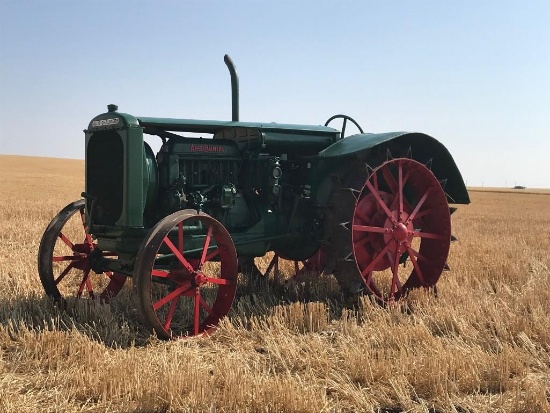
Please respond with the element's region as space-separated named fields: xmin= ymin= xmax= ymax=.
xmin=85 ymin=109 xmax=147 ymax=232
xmin=137 ymin=116 xmax=339 ymax=135
xmin=314 ymin=131 xmax=470 ymax=205
xmin=318 ymin=131 xmax=409 ymax=158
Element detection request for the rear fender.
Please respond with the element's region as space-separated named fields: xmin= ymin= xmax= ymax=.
xmin=314 ymin=132 xmax=470 ymax=205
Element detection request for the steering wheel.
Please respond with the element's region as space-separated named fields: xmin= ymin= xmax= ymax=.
xmin=324 ymin=114 xmax=364 ymax=139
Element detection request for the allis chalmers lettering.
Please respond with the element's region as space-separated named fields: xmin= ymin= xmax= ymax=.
xmin=190 ymin=144 xmax=226 ymax=153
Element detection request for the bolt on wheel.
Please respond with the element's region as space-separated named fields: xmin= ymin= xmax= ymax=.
xmin=135 ymin=210 xmax=238 ymax=339
xmin=38 ymin=199 xmax=127 ymax=304
xmin=352 ymin=158 xmax=451 ymax=302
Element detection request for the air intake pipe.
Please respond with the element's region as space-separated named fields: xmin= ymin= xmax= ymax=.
xmin=224 ymin=54 xmax=239 ymax=122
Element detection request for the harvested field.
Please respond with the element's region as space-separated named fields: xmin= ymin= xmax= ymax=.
xmin=0 ymin=154 xmax=549 ymax=412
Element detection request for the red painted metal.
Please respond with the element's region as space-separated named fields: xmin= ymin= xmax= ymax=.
xmin=352 ymin=158 xmax=451 ymax=302
xmin=263 ymin=249 xmax=326 ymax=280
xmin=138 ymin=211 xmax=238 ymax=339
xmin=300 ymin=249 xmax=326 ymax=273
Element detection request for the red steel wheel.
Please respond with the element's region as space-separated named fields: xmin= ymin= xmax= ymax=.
xmin=135 ymin=210 xmax=238 ymax=339
xmin=300 ymin=249 xmax=326 ymax=274
xmin=38 ymin=199 xmax=127 ymax=304
xmin=352 ymin=158 xmax=451 ymax=303
xmin=263 ymin=249 xmax=326 ymax=280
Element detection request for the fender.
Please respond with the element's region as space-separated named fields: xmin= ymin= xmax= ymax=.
xmin=315 ymin=131 xmax=470 ymax=204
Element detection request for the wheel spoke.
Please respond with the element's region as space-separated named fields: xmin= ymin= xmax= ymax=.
xmin=205 ymin=248 xmax=220 ymax=262
xmin=389 ymin=247 xmax=403 ymax=298
xmin=85 ymin=277 xmax=94 ymax=299
xmin=53 ymin=255 xmax=82 ymax=262
xmin=194 ymin=289 xmax=200 ymax=336
xmin=365 ymin=179 xmax=395 ymax=222
xmin=77 ymin=267 xmax=91 ymax=297
xmin=364 ymin=270 xmax=373 ymax=287
xmin=360 ymin=241 xmax=394 ymax=277
xmin=58 ymin=232 xmax=74 ymax=249
xmin=205 ymin=276 xmax=236 ymax=286
xmin=151 ymin=269 xmax=170 ymax=278
xmin=406 ymin=246 xmax=429 ymax=263
xmin=163 ymin=297 xmax=179 ymax=331
xmin=382 ymin=165 xmax=398 ymax=195
xmin=412 ymin=230 xmax=446 ymax=240
xmin=55 ymin=262 xmax=75 ymax=285
xmin=352 ymin=224 xmax=388 ymax=234
xmin=382 ymin=163 xmax=413 ymax=213
xmin=412 ymin=208 xmax=432 ymax=220
xmin=406 ymin=246 xmax=426 ymax=286
xmin=152 ymin=282 xmax=192 ymax=311
xmin=163 ymin=236 xmax=195 ymax=273
xmin=200 ymin=225 xmax=214 ymax=266
xmin=406 ymin=187 xmax=432 ymax=223
xmin=355 ymin=235 xmax=372 ymax=248
xmin=199 ymin=296 xmax=215 ymax=317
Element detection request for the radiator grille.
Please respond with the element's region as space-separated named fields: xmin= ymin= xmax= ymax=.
xmin=87 ymin=131 xmax=123 ymax=225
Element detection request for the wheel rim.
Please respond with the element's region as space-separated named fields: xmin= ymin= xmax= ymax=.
xmin=38 ymin=200 xmax=126 ymax=303
xmin=137 ymin=211 xmax=237 ymax=339
xmin=352 ymin=158 xmax=451 ymax=302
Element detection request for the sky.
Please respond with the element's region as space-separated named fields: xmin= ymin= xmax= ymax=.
xmin=1 ymin=0 xmax=549 ymax=188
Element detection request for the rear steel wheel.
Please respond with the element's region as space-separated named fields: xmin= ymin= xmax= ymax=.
xmin=135 ymin=210 xmax=237 ymax=339
xmin=38 ymin=199 xmax=126 ymax=304
xmin=352 ymin=158 xmax=451 ymax=302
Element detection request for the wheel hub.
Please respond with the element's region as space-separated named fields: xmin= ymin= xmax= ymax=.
xmin=383 ymin=211 xmax=414 ymax=254
xmin=393 ymin=222 xmax=409 ymax=241
xmin=194 ymin=272 xmax=208 ymax=287
xmin=73 ymin=243 xmax=92 ymax=254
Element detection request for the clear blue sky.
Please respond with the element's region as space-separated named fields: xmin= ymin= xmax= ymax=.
xmin=1 ymin=1 xmax=549 ymax=188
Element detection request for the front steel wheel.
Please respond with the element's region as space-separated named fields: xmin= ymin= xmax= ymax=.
xmin=134 ymin=210 xmax=238 ymax=339
xmin=38 ymin=199 xmax=127 ymax=304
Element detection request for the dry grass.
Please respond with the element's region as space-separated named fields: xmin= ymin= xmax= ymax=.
xmin=0 ymin=154 xmax=549 ymax=412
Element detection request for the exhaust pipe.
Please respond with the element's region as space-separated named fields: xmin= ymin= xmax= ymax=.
xmin=224 ymin=54 xmax=239 ymax=122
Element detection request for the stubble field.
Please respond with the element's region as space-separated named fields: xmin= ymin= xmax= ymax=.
xmin=0 ymin=154 xmax=549 ymax=412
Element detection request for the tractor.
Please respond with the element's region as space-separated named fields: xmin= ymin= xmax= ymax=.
xmin=38 ymin=55 xmax=469 ymax=339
